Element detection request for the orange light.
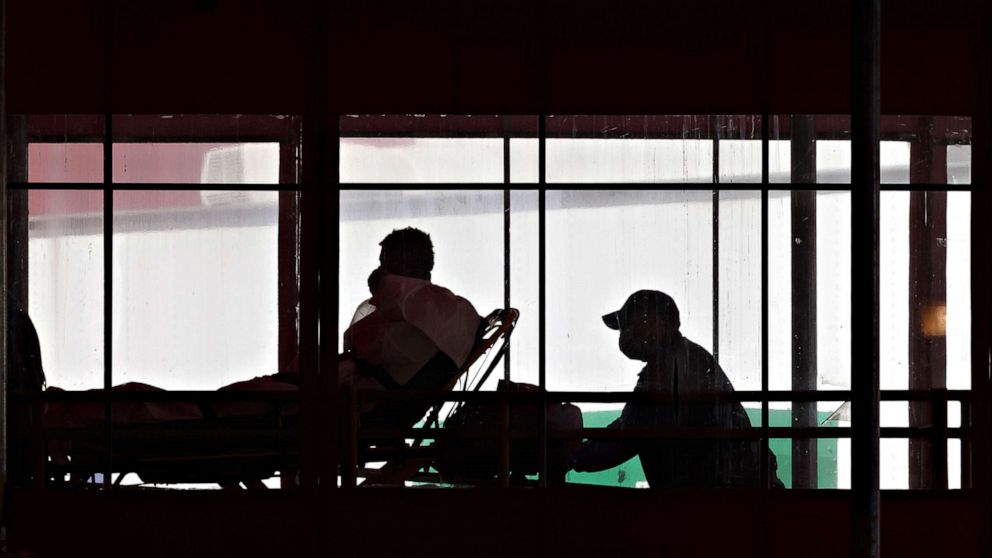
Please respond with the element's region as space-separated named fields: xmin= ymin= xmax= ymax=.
xmin=921 ymin=303 xmax=947 ymax=338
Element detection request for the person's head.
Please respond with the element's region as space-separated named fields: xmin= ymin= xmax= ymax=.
xmin=378 ymin=227 xmax=435 ymax=281
xmin=602 ymin=290 xmax=681 ymax=362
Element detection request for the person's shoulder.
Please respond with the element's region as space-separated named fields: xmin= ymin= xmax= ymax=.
xmin=679 ymin=336 xmax=714 ymax=361
xmin=386 ymin=275 xmax=481 ymax=319
xmin=423 ymin=280 xmax=480 ymax=314
xmin=678 ymin=336 xmax=734 ymax=389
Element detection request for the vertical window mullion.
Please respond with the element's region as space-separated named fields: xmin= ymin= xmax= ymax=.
xmin=503 ymin=135 xmax=511 ymax=383
xmin=537 ymin=115 xmax=547 ymax=487
xmin=102 ymin=111 xmax=113 ymax=490
xmin=712 ymin=116 xmax=720 ymax=365
xmin=761 ymin=114 xmax=770 ymax=489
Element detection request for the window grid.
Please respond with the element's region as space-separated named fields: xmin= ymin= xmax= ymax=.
xmin=12 ymin=113 xmax=971 ymax=490
xmin=338 ymin=114 xmax=970 ymax=489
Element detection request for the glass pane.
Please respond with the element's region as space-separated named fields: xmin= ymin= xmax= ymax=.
xmin=770 ymin=437 xmax=844 ymax=489
xmin=547 ymin=139 xmax=712 ymax=183
xmin=718 ymin=191 xmax=761 ymax=391
xmin=947 ymin=192 xmax=971 ymax=389
xmin=769 ymin=140 xmax=791 ymax=183
xmin=28 ymin=143 xmax=103 ymax=183
xmin=895 ymin=115 xmax=971 ymax=185
xmin=546 ymin=190 xmax=713 ymax=392
xmin=113 ymin=190 xmax=281 ymax=389
xmin=510 ymin=138 xmax=539 ymax=183
xmin=340 ymin=138 xmax=505 ymax=183
xmin=339 ymin=190 xmax=503 ymax=345
xmin=769 ymin=115 xmax=851 ymax=184
xmin=717 ymin=115 xmax=762 ymax=183
xmin=771 ymin=115 xmax=971 ymax=185
xmin=769 ymin=191 xmax=851 ymax=391
xmin=546 ymin=115 xmax=718 ymax=183
xmin=949 ymin=438 xmax=962 ymax=489
xmin=718 ymin=140 xmax=761 ymax=183
xmin=509 ymin=190 xmax=539 ymax=386
xmin=816 ymin=140 xmax=850 ymax=184
xmin=880 ymin=438 xmax=910 ymax=489
xmin=339 ymin=115 xmax=536 ymax=184
xmin=113 ymin=143 xmax=281 ymax=184
xmin=947 ymin=145 xmax=971 ymax=185
xmin=111 ymin=114 xmax=299 ymax=184
xmin=27 ymin=190 xmax=104 ymax=389
xmin=881 ymin=191 xmax=970 ymax=391
xmin=8 ymin=115 xmax=104 ymax=183
xmin=817 ymin=140 xmax=910 ymax=184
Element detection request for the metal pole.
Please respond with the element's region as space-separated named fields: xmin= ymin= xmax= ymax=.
xmin=102 ymin=0 xmax=114 ymax=491
xmin=712 ymin=116 xmax=720 ymax=366
xmin=503 ymin=136 xmax=511 ymax=383
xmin=299 ymin=0 xmax=328 ymax=492
xmin=537 ymin=115 xmax=547 ymax=487
xmin=907 ymin=121 xmax=947 ymax=489
xmin=791 ymin=115 xmax=818 ymax=489
xmin=0 ymin=0 xmax=7 ymax=496
xmin=850 ymin=0 xmax=881 ymax=554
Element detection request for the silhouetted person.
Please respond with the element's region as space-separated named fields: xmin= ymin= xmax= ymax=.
xmin=228 ymin=226 xmax=481 ymax=416
xmin=571 ymin=290 xmax=782 ymax=488
xmin=6 ymin=294 xmax=46 ymax=487
xmin=339 ymin=227 xmax=481 ymax=430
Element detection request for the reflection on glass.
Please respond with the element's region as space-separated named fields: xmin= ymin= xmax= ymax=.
xmin=28 ymin=143 xmax=103 ymax=183
xmin=881 ymin=191 xmax=970 ymax=394
xmin=947 ymin=145 xmax=971 ymax=185
xmin=113 ymin=143 xmax=281 ymax=184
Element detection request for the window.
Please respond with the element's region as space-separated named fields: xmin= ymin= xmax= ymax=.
xmin=337 ymin=114 xmax=971 ymax=490
xmin=11 ymin=114 xmax=301 ymax=488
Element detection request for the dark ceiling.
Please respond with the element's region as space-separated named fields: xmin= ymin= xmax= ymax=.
xmin=8 ymin=0 xmax=983 ymax=115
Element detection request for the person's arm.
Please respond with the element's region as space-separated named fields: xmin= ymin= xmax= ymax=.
xmin=571 ymin=363 xmax=666 ymax=473
xmin=570 ymin=403 xmax=640 ymax=473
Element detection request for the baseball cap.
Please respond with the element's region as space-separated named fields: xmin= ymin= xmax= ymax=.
xmin=602 ymin=290 xmax=681 ymax=330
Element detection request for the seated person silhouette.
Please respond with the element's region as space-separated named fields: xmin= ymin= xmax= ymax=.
xmin=221 ymin=226 xmax=481 ymax=428
xmin=571 ymin=290 xmax=783 ymax=488
xmin=338 ymin=227 xmax=482 ymax=433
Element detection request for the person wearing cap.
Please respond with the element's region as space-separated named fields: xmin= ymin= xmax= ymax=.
xmin=571 ymin=290 xmax=782 ymax=488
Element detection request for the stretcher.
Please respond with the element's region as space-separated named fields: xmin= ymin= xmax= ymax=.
xmin=39 ymin=308 xmax=518 ymax=489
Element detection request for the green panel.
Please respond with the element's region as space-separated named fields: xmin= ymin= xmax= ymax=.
xmin=566 ymin=408 xmax=840 ymax=489
xmin=757 ymin=409 xmax=839 ymax=489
